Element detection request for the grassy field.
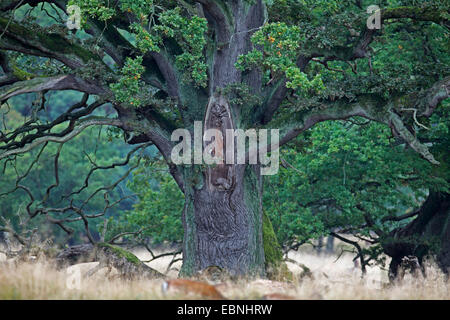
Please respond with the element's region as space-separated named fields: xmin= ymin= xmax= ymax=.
xmin=0 ymin=248 xmax=448 ymax=300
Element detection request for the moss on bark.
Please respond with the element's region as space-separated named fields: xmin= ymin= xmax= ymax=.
xmin=96 ymin=242 xmax=141 ymax=265
xmin=262 ymin=210 xmax=293 ymax=281
xmin=382 ymin=6 xmax=447 ymax=25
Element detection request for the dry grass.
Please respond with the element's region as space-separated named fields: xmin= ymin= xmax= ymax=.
xmin=0 ymin=249 xmax=448 ymax=300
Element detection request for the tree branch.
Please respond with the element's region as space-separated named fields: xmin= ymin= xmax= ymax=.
xmin=261 ymin=56 xmax=310 ymax=124
xmin=0 ymin=118 xmax=122 ymax=160
xmin=330 ymin=232 xmax=367 ymax=274
xmin=195 ymin=0 xmax=231 ymax=43
xmin=149 ymin=51 xmax=180 ymax=99
xmin=0 ymin=15 xmax=101 ymax=69
xmin=421 ymin=76 xmax=450 ymax=117
xmin=382 ymin=6 xmax=450 ymax=27
xmin=0 ymin=75 xmax=106 ymax=102
xmin=388 ymin=111 xmax=439 ymax=165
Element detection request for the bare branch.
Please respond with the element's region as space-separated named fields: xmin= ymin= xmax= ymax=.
xmin=330 ymin=232 xmax=367 ymax=275
xmin=382 ymin=210 xmax=420 ymax=223
xmin=388 ymin=111 xmax=439 ymax=165
xmin=64 ymin=142 xmax=152 ymax=199
xmin=0 ymin=118 xmax=122 ymax=160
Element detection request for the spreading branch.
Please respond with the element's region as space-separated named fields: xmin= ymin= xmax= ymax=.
xmin=0 ymin=75 xmax=105 ymax=102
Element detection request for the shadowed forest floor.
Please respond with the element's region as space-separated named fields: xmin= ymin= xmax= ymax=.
xmin=0 ymin=248 xmax=448 ymax=300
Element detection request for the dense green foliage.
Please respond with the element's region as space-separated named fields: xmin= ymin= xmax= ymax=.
xmin=265 ymin=112 xmax=448 ymax=254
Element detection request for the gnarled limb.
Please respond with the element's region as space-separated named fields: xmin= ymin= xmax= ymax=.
xmin=421 ymin=76 xmax=450 ymax=117
xmin=388 ymin=111 xmax=439 ymax=165
xmin=382 ymin=6 xmax=450 ymax=27
xmin=272 ymin=91 xmax=441 ymax=166
xmin=258 ymin=5 xmax=449 ymax=125
xmin=0 ymin=15 xmax=102 ymax=69
xmin=0 ymin=75 xmax=106 ymax=102
xmin=1 ymin=97 xmax=102 ymax=151
xmin=0 ymin=117 xmax=122 ymax=160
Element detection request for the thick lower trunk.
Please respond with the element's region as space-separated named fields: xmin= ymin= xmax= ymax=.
xmin=180 ymin=164 xmax=265 ymax=277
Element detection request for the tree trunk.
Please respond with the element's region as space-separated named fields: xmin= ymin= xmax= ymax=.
xmin=180 ymin=164 xmax=265 ymax=277
xmin=316 ymin=236 xmax=324 ymax=255
xmin=176 ymin=1 xmax=268 ymax=277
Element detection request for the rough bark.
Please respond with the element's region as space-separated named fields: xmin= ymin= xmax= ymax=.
xmin=55 ymin=243 xmax=96 ymax=268
xmin=207 ymin=0 xmax=265 ymax=93
xmin=181 ymin=164 xmax=265 ymax=277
